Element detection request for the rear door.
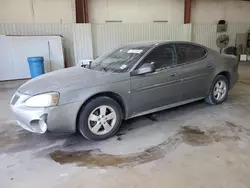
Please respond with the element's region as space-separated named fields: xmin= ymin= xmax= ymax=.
xmin=130 ymin=44 xmax=183 ymax=115
xmin=176 ymin=43 xmax=214 ymax=101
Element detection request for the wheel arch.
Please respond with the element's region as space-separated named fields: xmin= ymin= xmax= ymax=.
xmin=217 ymin=71 xmax=231 ymax=85
xmin=205 ymin=71 xmax=230 ymax=105
xmin=76 ymin=91 xmax=126 ymax=130
xmin=206 ymin=71 xmax=231 ymax=97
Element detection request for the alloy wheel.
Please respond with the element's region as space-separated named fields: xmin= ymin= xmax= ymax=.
xmin=213 ymin=80 xmax=227 ymax=101
xmin=87 ymin=105 xmax=117 ymax=135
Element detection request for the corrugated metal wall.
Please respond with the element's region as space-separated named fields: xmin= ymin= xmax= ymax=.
xmin=91 ymin=23 xmax=191 ymax=57
xmin=192 ymin=23 xmax=250 ymax=51
xmin=0 ymin=24 xmax=74 ymax=67
xmin=0 ymin=23 xmax=249 ymax=66
xmin=0 ymin=23 xmax=93 ymax=67
xmin=72 ymin=24 xmax=93 ymax=64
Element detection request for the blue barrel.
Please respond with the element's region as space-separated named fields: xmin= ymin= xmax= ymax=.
xmin=27 ymin=57 xmax=45 ymax=78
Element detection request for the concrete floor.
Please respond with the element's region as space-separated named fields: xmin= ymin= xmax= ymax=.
xmin=1 ymin=64 xmax=250 ymax=188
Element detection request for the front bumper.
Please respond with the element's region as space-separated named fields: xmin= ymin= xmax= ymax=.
xmin=10 ymin=92 xmax=82 ymax=134
xmin=10 ymin=92 xmax=49 ymax=133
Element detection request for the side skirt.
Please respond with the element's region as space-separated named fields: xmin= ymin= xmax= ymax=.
xmin=129 ymin=97 xmax=204 ymax=119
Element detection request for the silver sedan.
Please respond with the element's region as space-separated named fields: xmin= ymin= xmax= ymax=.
xmin=10 ymin=41 xmax=239 ymax=140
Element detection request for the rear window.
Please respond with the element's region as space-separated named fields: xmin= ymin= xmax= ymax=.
xmin=177 ymin=44 xmax=207 ymax=64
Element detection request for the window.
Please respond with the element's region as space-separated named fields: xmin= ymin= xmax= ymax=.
xmin=142 ymin=44 xmax=176 ymax=70
xmin=177 ymin=44 xmax=207 ymax=64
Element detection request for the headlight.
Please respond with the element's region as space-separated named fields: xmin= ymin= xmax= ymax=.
xmin=24 ymin=92 xmax=59 ymax=107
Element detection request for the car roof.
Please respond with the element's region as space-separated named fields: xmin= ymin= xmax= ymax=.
xmin=119 ymin=41 xmax=160 ymax=49
xmin=122 ymin=40 xmax=206 ymax=49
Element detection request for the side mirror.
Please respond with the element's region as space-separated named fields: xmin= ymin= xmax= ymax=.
xmin=130 ymin=63 xmax=156 ymax=76
xmin=79 ymin=60 xmax=92 ymax=68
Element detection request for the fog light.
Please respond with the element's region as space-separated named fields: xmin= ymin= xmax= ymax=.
xmin=30 ymin=119 xmax=47 ymax=134
xmin=39 ymin=119 xmax=47 ymax=133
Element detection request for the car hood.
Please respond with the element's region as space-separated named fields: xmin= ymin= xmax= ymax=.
xmin=18 ymin=67 xmax=130 ymax=95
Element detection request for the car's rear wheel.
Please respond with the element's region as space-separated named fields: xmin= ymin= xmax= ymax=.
xmin=205 ymin=75 xmax=229 ymax=105
xmin=78 ymin=96 xmax=122 ymax=141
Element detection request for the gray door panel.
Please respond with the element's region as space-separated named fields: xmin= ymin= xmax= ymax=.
xmin=130 ymin=66 xmax=182 ymax=114
xmin=179 ymin=59 xmax=214 ymax=101
xmin=175 ymin=43 xmax=214 ymax=101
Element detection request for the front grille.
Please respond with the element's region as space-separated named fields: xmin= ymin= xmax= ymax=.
xmin=11 ymin=94 xmax=20 ymax=105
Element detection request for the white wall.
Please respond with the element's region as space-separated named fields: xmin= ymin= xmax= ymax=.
xmin=0 ymin=0 xmax=76 ymax=23
xmin=89 ymin=0 xmax=250 ymax=24
xmin=1 ymin=0 xmax=250 ymax=24
xmin=89 ymin=0 xmax=184 ymax=23
xmin=192 ymin=0 xmax=250 ymax=24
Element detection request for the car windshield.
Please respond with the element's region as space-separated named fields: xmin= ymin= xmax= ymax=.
xmin=90 ymin=45 xmax=152 ymax=73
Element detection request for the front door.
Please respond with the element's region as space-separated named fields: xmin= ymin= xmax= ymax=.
xmin=176 ymin=43 xmax=215 ymax=101
xmin=130 ymin=44 xmax=183 ymax=115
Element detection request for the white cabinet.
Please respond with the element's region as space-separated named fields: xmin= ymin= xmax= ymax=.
xmin=0 ymin=36 xmax=65 ymax=81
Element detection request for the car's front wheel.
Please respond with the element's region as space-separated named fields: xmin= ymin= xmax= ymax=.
xmin=205 ymin=75 xmax=229 ymax=105
xmin=78 ymin=96 xmax=122 ymax=141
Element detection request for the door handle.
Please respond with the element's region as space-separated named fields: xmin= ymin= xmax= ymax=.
xmin=206 ymin=64 xmax=212 ymax=68
xmin=170 ymin=73 xmax=176 ymax=77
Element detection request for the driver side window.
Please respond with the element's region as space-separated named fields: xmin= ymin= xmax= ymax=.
xmin=142 ymin=44 xmax=176 ymax=70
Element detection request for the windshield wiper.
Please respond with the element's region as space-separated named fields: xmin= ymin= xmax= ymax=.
xmin=88 ymin=61 xmax=92 ymax=68
xmin=90 ymin=64 xmax=108 ymax=72
xmin=100 ymin=66 xmax=108 ymax=72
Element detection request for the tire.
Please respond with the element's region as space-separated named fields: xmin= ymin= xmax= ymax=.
xmin=205 ymin=75 xmax=229 ymax=105
xmin=78 ymin=96 xmax=122 ymax=141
